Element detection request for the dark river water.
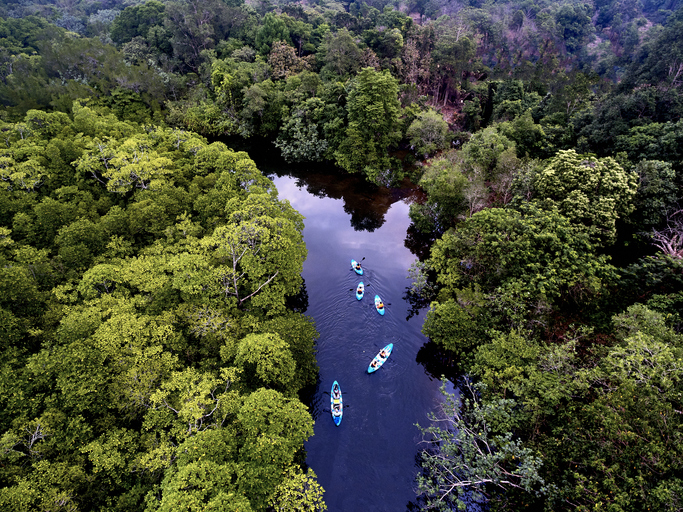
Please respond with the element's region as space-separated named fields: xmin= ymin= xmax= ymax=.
xmin=267 ymin=168 xmax=453 ymax=512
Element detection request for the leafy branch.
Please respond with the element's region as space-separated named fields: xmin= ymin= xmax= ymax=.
xmin=416 ymin=378 xmax=547 ymax=510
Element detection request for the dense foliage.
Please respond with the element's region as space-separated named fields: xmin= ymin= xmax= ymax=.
xmin=0 ymin=106 xmax=323 ymax=511
xmin=0 ymin=0 xmax=683 ymax=510
xmin=407 ymin=5 xmax=683 ymax=508
xmin=2 ymin=0 xmax=681 ymax=186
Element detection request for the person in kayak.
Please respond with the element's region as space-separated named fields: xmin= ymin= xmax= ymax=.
xmin=332 ymin=404 xmax=342 ymax=416
xmin=378 ymin=301 xmax=384 ymax=310
xmin=380 ymin=348 xmax=389 ymax=358
xmin=357 ymin=284 xmax=363 ymax=294
xmin=333 ymin=384 xmax=341 ymax=398
xmin=370 ymin=360 xmax=378 ymax=369
xmin=355 ymin=262 xmax=362 ymax=271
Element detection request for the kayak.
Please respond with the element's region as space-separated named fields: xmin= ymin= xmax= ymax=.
xmin=351 ymin=259 xmax=363 ymax=275
xmin=368 ymin=343 xmax=393 ymax=373
xmin=374 ymin=294 xmax=385 ymax=315
xmin=356 ymin=282 xmax=364 ymax=300
xmin=331 ymin=381 xmax=343 ymax=426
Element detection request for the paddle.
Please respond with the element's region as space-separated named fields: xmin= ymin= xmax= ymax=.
xmin=323 ymin=390 xmax=351 ymax=396
xmin=350 ymin=257 xmax=365 ymax=273
xmin=322 ymin=404 xmax=351 ymax=413
xmin=349 ymin=283 xmax=370 ymax=291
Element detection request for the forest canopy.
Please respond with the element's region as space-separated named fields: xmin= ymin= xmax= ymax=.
xmin=0 ymin=104 xmax=323 ymax=511
xmin=0 ymin=0 xmax=682 ymax=510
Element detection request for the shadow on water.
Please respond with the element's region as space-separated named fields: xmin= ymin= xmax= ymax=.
xmin=279 ymin=165 xmax=423 ymax=233
xmin=285 ymin=278 xmax=310 ymax=314
xmin=415 ymin=341 xmax=462 ymax=384
xmin=226 ymin=137 xmax=425 ymax=234
xmin=402 ymin=280 xmax=438 ymax=322
xmin=404 ymin=222 xmax=439 ymax=262
xmin=233 ymin=139 xmax=464 ymax=511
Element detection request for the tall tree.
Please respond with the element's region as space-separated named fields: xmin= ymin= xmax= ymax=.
xmin=334 ymin=67 xmax=402 ymax=185
xmin=532 ymin=149 xmax=638 ymax=246
xmin=164 ymin=0 xmax=230 ymax=71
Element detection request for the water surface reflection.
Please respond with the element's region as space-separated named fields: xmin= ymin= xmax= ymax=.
xmin=270 ymin=171 xmax=445 ymax=512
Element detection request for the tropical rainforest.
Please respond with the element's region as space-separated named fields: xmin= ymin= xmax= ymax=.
xmin=0 ymin=0 xmax=681 ymax=510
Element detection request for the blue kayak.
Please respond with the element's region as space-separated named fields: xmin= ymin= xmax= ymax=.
xmin=356 ymin=282 xmax=364 ymax=300
xmin=331 ymin=381 xmax=343 ymax=426
xmin=351 ymin=259 xmax=363 ymax=275
xmin=368 ymin=343 xmax=393 ymax=373
xmin=374 ymin=295 xmax=385 ymax=315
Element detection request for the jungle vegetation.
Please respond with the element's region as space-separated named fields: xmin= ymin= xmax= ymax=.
xmin=0 ymin=0 xmax=682 ymax=510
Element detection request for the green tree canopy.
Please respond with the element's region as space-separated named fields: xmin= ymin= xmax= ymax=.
xmin=423 ymin=204 xmax=616 ymax=363
xmin=532 ymin=149 xmax=638 ymax=245
xmin=334 ymin=67 xmax=402 ymax=185
xmin=110 ymin=1 xmax=166 ymax=45
xmin=0 ymin=107 xmax=322 ymax=511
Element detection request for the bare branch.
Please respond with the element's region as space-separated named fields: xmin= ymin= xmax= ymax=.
xmin=238 ymin=270 xmax=279 ymax=305
xmin=650 ymin=208 xmax=683 ymax=258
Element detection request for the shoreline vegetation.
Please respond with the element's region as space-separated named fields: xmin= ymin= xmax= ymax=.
xmin=0 ymin=0 xmax=682 ymax=510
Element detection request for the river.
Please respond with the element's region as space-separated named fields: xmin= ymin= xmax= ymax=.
xmin=267 ymin=167 xmax=451 ymax=512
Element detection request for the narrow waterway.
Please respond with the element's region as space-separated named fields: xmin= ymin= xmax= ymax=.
xmin=269 ymin=169 xmax=449 ymax=512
